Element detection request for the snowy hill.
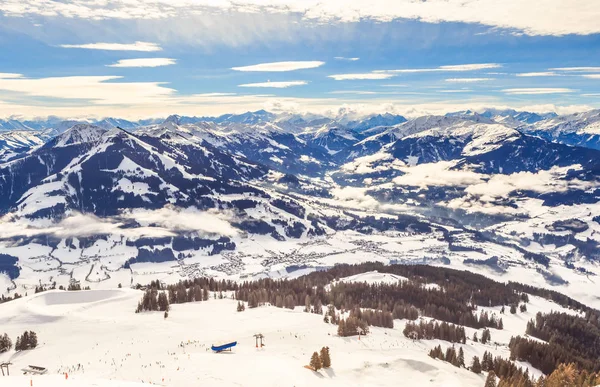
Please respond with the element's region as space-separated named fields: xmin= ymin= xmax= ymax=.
xmin=0 ymin=263 xmax=594 ymax=387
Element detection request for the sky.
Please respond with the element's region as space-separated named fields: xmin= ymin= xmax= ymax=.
xmin=0 ymin=0 xmax=600 ymax=119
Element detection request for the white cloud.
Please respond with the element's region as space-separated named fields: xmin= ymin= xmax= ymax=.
xmin=0 ymin=75 xmax=175 ymax=105
xmin=516 ymin=72 xmax=558 ymax=77
xmin=232 ymin=61 xmax=324 ymax=72
xmin=392 ymin=161 xmax=485 ymax=188
xmin=60 ymin=41 xmax=162 ymax=51
xmin=2 ymin=1 xmax=599 ymax=36
xmin=0 ymin=73 xmax=23 ymax=79
xmin=334 ymin=57 xmax=360 ymax=61
xmin=331 ymin=186 xmax=380 ymax=210
xmin=445 ymin=78 xmax=493 ymax=83
xmin=107 ymin=58 xmax=176 ymax=68
xmin=238 ymin=81 xmax=307 ymax=88
xmin=384 ymin=63 xmax=501 ymax=73
xmin=329 ymin=73 xmax=395 ymax=80
xmin=582 ymin=74 xmax=600 ymax=79
xmin=127 ymin=207 xmax=238 ymax=236
xmin=440 ymin=64 xmax=501 ymax=71
xmin=0 ymin=207 xmax=239 ymax=239
xmin=502 ymin=88 xmax=575 ymax=95
xmin=465 ymin=165 xmax=593 ymax=200
xmin=0 ymin=213 xmax=175 ymax=239
xmin=550 ymin=67 xmax=600 ymax=72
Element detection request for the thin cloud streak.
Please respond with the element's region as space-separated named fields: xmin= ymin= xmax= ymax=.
xmin=334 ymin=57 xmax=360 ymax=61
xmin=381 ymin=63 xmax=501 ymax=73
xmin=60 ymin=41 xmax=162 ymax=51
xmin=329 ymin=73 xmax=395 ymax=80
xmin=232 ymin=61 xmax=325 ymax=72
xmin=107 ymin=58 xmax=176 ymax=68
xmin=238 ymin=81 xmax=308 ymax=88
xmin=502 ymin=88 xmax=575 ymax=95
xmin=550 ymin=67 xmax=600 ymax=72
xmin=516 ymin=72 xmax=558 ymax=77
xmin=445 ymin=78 xmax=493 ymax=83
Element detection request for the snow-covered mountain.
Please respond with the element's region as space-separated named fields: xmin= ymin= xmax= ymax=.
xmin=1 ymin=109 xmax=600 ymax=315
xmin=525 ymin=109 xmax=600 ymax=150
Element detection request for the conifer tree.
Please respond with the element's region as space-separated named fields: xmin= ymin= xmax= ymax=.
xmin=337 ymin=319 xmax=346 ymax=336
xmin=310 ymin=351 xmax=322 ymax=371
xmin=320 ymin=347 xmax=331 ymax=368
xmin=0 ymin=333 xmax=11 ymax=353
xmin=157 ymin=291 xmax=169 ymax=312
xmin=485 ymin=371 xmax=497 ymax=387
xmin=458 ymin=347 xmax=465 ymax=368
xmin=471 ymin=356 xmax=482 ymax=374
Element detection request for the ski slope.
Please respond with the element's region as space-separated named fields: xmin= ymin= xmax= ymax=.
xmin=0 ymin=285 xmax=579 ymax=386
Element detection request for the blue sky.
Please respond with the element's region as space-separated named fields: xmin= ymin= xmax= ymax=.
xmin=0 ymin=0 xmax=599 ymax=119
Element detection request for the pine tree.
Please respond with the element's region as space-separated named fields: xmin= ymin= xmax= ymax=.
xmin=471 ymin=356 xmax=482 ymax=374
xmin=458 ymin=347 xmax=465 ymax=368
xmin=337 ymin=319 xmax=346 ymax=337
xmin=0 ymin=333 xmax=12 ymax=353
xmin=304 ymin=295 xmax=311 ymax=313
xmin=157 ymin=291 xmax=169 ymax=312
xmin=320 ymin=347 xmax=331 ymax=368
xmin=485 ymin=371 xmax=497 ymax=387
xmin=29 ymin=331 xmax=37 ymax=349
xmin=310 ymin=351 xmax=322 ymax=371
xmin=520 ymin=304 xmax=527 ymax=313
xmin=473 ymin=332 xmax=478 ymax=342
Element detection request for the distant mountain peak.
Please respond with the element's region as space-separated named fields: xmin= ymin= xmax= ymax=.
xmin=51 ymin=123 xmax=107 ymax=148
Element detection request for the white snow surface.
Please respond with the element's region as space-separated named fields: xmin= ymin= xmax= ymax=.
xmin=0 ymin=286 xmax=573 ymax=387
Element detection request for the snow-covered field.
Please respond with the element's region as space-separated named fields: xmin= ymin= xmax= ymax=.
xmin=0 ymin=283 xmax=578 ymax=387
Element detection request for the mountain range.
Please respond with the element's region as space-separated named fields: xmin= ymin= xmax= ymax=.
xmin=1 ymin=108 xmax=599 ymax=308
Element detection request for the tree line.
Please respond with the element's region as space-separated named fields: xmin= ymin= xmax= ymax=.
xmin=0 ymin=331 xmax=39 ymax=352
xmin=508 ymin=311 xmax=600 ymax=375
xmin=403 ymin=320 xmax=468 ymax=343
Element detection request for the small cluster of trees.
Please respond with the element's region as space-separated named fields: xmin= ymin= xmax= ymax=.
xmin=309 ymin=347 xmax=331 ymax=371
xmin=478 ymin=328 xmax=492 ymax=344
xmin=431 ymin=346 xmax=538 ymax=386
xmin=403 ymin=320 xmax=467 ymax=343
xmin=348 ymin=307 xmax=393 ymax=329
xmin=428 ymin=345 xmax=465 ymax=368
xmin=67 ymin=282 xmax=90 ymax=291
xmin=135 ymin=288 xmax=169 ymax=313
xmin=0 ymin=333 xmax=12 ymax=353
xmin=15 ymin=331 xmax=38 ymax=351
xmin=337 ymin=316 xmax=369 ymax=337
xmin=1 ymin=292 xmax=22 ymax=304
